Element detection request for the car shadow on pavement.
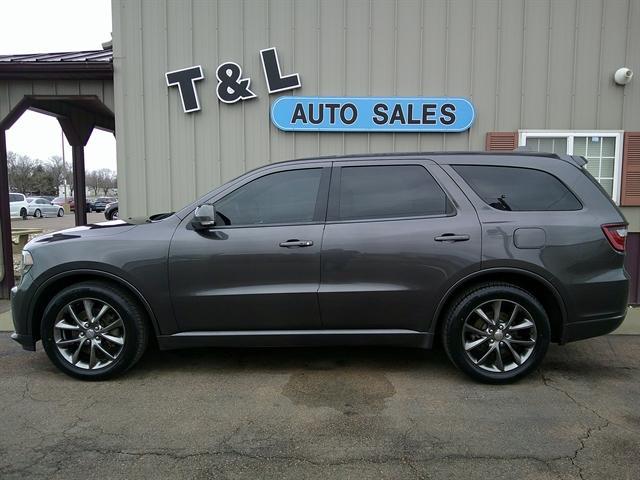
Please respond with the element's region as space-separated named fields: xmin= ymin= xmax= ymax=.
xmin=133 ymin=342 xmax=455 ymax=377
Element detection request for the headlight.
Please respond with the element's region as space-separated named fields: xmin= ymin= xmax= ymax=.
xmin=20 ymin=250 xmax=34 ymax=277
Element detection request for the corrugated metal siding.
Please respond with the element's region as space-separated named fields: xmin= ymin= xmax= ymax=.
xmin=112 ymin=0 xmax=640 ymax=217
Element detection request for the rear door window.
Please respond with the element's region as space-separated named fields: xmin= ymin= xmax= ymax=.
xmin=332 ymin=165 xmax=450 ymax=221
xmin=453 ymin=165 xmax=581 ymax=211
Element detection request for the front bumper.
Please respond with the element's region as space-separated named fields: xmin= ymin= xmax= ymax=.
xmin=11 ymin=332 xmax=35 ymax=351
xmin=10 ymin=285 xmax=36 ymax=351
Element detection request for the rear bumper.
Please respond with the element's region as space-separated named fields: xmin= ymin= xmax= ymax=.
xmin=561 ymin=267 xmax=629 ymax=343
xmin=562 ymin=311 xmax=627 ymax=343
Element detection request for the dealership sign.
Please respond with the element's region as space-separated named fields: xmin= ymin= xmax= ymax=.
xmin=165 ymin=47 xmax=300 ymax=111
xmin=271 ymin=97 xmax=474 ymax=132
xmin=165 ymin=47 xmax=475 ymax=132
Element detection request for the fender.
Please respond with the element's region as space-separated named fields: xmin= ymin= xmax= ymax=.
xmin=29 ymin=268 xmax=162 ymax=337
xmin=430 ymin=266 xmax=568 ymax=336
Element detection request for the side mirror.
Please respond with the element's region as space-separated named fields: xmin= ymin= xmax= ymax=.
xmin=191 ymin=204 xmax=216 ymax=230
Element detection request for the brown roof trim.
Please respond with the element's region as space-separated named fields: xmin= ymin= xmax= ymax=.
xmin=0 ymin=62 xmax=113 ymax=80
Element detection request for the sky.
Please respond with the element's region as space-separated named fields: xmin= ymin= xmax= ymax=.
xmin=0 ymin=0 xmax=116 ymax=172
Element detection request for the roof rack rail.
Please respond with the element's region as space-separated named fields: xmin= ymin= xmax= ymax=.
xmin=264 ymin=150 xmax=590 ymax=170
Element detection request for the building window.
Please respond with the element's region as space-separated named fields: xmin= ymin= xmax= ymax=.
xmin=518 ymin=130 xmax=623 ymax=203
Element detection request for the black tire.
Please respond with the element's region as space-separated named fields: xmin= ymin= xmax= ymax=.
xmin=441 ymin=282 xmax=550 ymax=384
xmin=41 ymin=281 xmax=149 ymax=380
xmin=57 ymin=208 xmax=64 ymax=217
xmin=34 ymin=209 xmax=42 ymax=218
xmin=110 ymin=209 xmax=119 ymax=220
xmin=20 ymin=208 xmax=27 ymax=220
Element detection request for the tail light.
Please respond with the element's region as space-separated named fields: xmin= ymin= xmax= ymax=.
xmin=601 ymin=223 xmax=627 ymax=252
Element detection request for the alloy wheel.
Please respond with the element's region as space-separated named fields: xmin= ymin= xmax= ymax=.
xmin=53 ymin=298 xmax=126 ymax=370
xmin=462 ymin=299 xmax=537 ymax=373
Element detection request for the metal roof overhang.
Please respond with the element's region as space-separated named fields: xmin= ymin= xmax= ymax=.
xmin=0 ymin=62 xmax=113 ymax=80
xmin=0 ymin=48 xmax=114 ymax=80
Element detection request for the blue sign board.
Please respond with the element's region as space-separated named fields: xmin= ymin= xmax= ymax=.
xmin=271 ymin=96 xmax=475 ymax=132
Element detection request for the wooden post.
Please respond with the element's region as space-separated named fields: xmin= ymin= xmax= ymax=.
xmin=72 ymin=145 xmax=87 ymax=226
xmin=58 ymin=114 xmax=94 ymax=227
xmin=0 ymin=130 xmax=15 ymax=297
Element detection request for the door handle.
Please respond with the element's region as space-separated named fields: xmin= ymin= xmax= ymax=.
xmin=279 ymin=239 xmax=314 ymax=248
xmin=434 ymin=233 xmax=470 ymax=242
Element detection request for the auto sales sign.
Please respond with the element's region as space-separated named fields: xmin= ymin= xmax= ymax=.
xmin=271 ymin=97 xmax=474 ymax=133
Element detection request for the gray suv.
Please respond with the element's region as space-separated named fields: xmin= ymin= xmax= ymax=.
xmin=11 ymin=152 xmax=629 ymax=383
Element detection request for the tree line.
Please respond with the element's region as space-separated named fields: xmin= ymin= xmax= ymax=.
xmin=8 ymin=151 xmax=117 ymax=197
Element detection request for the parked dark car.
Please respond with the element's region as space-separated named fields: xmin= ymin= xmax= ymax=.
xmin=104 ymin=201 xmax=119 ymax=220
xmin=72 ymin=198 xmax=91 ymax=213
xmin=93 ymin=197 xmax=117 ymax=213
xmin=11 ymin=152 xmax=629 ymax=383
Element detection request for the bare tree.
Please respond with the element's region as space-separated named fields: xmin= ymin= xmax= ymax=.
xmin=7 ymin=152 xmax=37 ymax=194
xmin=86 ymin=170 xmax=100 ymax=196
xmin=47 ymin=155 xmax=67 ymax=194
xmin=98 ymin=168 xmax=116 ymax=195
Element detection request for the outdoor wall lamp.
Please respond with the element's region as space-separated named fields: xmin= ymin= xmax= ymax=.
xmin=614 ymin=67 xmax=634 ymax=85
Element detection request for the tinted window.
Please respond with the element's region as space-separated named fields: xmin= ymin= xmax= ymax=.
xmin=214 ymin=168 xmax=322 ymax=226
xmin=9 ymin=194 xmax=22 ymax=202
xmin=453 ymin=165 xmax=581 ymax=211
xmin=336 ymin=165 xmax=450 ymax=220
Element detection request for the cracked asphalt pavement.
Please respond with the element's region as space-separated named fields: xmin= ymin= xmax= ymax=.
xmin=0 ymin=333 xmax=638 ymax=479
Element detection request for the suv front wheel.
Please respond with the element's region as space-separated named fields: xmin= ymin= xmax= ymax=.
xmin=442 ymin=283 xmax=550 ymax=384
xmin=41 ymin=281 xmax=148 ymax=380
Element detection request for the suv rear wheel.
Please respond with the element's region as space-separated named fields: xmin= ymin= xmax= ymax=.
xmin=442 ymin=283 xmax=550 ymax=384
xmin=41 ymin=281 xmax=148 ymax=380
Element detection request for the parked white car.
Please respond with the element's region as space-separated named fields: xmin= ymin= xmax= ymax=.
xmin=9 ymin=193 xmax=28 ymax=219
xmin=26 ymin=197 xmax=64 ymax=218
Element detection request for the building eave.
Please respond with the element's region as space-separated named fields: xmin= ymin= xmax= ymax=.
xmin=0 ymin=62 xmax=113 ymax=81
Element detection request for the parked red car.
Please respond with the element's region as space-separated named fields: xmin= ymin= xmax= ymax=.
xmin=52 ymin=196 xmax=91 ymax=213
xmin=52 ymin=196 xmax=71 ymax=208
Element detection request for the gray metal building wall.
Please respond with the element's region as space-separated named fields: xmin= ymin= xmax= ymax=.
xmin=112 ymin=0 xmax=640 ymax=217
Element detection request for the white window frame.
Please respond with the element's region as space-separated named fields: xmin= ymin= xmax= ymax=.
xmin=518 ymin=130 xmax=623 ymax=204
